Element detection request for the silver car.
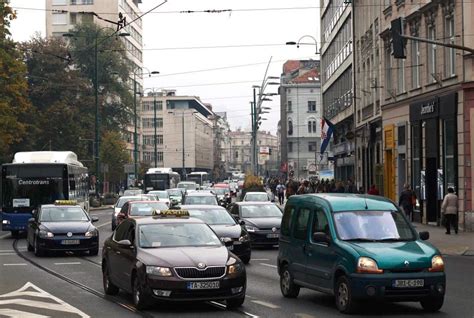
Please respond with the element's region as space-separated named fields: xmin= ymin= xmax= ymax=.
xmin=111 ymin=195 xmax=151 ymax=230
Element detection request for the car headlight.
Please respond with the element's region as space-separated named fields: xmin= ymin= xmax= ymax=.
xmin=245 ymin=225 xmax=258 ymax=232
xmin=39 ymin=230 xmax=54 ymax=238
xmin=228 ymin=262 xmax=244 ymax=275
xmin=85 ymin=229 xmax=98 ymax=237
xmin=239 ymin=233 xmax=250 ymax=242
xmin=429 ymin=255 xmax=445 ymax=272
xmin=356 ymin=257 xmax=383 ymax=274
xmin=146 ymin=266 xmax=173 ymax=277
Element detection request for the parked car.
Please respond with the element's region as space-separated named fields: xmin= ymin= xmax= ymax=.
xmin=278 ymin=193 xmax=445 ymax=314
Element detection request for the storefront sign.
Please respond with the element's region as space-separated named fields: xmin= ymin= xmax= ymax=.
xmin=410 ymin=97 xmax=439 ymax=121
xmin=420 ymin=101 xmax=435 ymax=115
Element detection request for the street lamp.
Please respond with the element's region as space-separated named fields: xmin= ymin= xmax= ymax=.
xmin=286 ymin=35 xmax=319 ymax=54
xmin=143 ymin=87 xmax=161 ymax=168
xmin=63 ymin=28 xmax=130 ymax=197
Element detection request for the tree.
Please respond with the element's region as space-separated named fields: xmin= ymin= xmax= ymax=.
xmin=0 ymin=3 xmax=31 ymax=162
xmin=99 ymin=131 xmax=130 ymax=188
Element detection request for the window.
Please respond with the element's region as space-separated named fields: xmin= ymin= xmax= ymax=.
xmin=444 ymin=15 xmax=455 ymax=77
xmin=157 ymin=151 xmax=164 ymax=162
xmin=156 ymin=135 xmax=163 ymax=145
xmin=397 ymin=58 xmax=405 ymax=93
xmin=52 ymin=0 xmax=67 ymax=5
xmin=411 ymin=40 xmax=420 ymax=88
xmin=293 ymin=208 xmax=310 ymax=240
xmin=398 ymin=126 xmax=406 ymax=146
xmin=281 ymin=206 xmax=295 ymax=236
xmin=71 ymin=0 xmax=93 ymax=4
xmin=70 ymin=12 xmax=77 ymax=24
xmin=288 ymin=120 xmax=293 ymax=136
xmin=52 ymin=13 xmax=67 ymax=25
xmin=385 ymin=43 xmax=393 ymax=94
xmin=308 ymin=120 xmax=317 ymax=133
xmin=288 ymin=142 xmax=293 ymax=153
xmin=308 ymin=101 xmax=316 ymax=112
xmin=81 ymin=12 xmax=93 ymax=23
xmin=287 ymin=101 xmax=292 ymax=112
xmin=427 ymin=24 xmax=437 ymax=83
xmin=308 ymin=142 xmax=317 ymax=152
xmin=311 ymin=208 xmax=330 ymax=236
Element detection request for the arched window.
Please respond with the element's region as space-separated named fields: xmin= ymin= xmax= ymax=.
xmin=307 ymin=118 xmax=318 ymax=133
xmin=288 ymin=119 xmax=293 ymax=136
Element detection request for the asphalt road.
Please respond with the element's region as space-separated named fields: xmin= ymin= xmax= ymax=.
xmin=0 ymin=208 xmax=473 ymax=318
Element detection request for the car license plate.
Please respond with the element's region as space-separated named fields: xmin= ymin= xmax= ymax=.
xmin=187 ymin=281 xmax=220 ymax=290
xmin=267 ymin=233 xmax=279 ymax=238
xmin=61 ymin=239 xmax=80 ymax=245
xmin=392 ymin=279 xmax=424 ymax=288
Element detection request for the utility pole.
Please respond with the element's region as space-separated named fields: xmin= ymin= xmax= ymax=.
xmin=182 ymin=111 xmax=185 ymax=179
xmin=133 ymin=73 xmax=138 ymax=186
xmin=94 ymin=35 xmax=100 ymax=196
xmin=252 ymin=87 xmax=257 ymax=175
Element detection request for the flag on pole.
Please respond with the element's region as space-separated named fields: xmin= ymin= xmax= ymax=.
xmin=320 ymin=117 xmax=334 ymax=162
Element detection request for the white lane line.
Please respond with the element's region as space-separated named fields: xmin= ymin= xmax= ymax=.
xmin=251 ymin=300 xmax=280 ymax=309
xmin=251 ymin=258 xmax=269 ymax=261
xmin=96 ymin=221 xmax=111 ymax=229
xmin=0 ymin=253 xmax=17 ymax=256
xmin=295 ymin=314 xmax=317 ymax=318
xmin=0 ymin=233 xmax=11 ymax=239
xmin=0 ymin=249 xmax=15 ymax=252
xmin=54 ymin=262 xmax=81 ymax=265
xmin=3 ymin=263 xmax=28 ymax=266
xmin=259 ymin=263 xmax=277 ymax=269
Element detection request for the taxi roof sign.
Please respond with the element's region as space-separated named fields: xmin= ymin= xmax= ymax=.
xmin=152 ymin=209 xmax=189 ymax=218
xmin=54 ymin=200 xmax=78 ymax=206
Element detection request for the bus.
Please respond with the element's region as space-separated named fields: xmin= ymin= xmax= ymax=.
xmin=1 ymin=151 xmax=89 ymax=235
xmin=144 ymin=168 xmax=181 ymax=192
xmin=186 ymin=171 xmax=210 ymax=187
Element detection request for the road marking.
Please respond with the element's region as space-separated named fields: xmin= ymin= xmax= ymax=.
xmin=251 ymin=258 xmax=269 ymax=261
xmin=3 ymin=263 xmax=27 ymax=266
xmin=54 ymin=262 xmax=81 ymax=265
xmin=0 ymin=282 xmax=90 ymax=317
xmin=0 ymin=309 xmax=49 ymax=317
xmin=295 ymin=314 xmax=317 ymax=318
xmin=0 ymin=250 xmax=14 ymax=252
xmin=259 ymin=263 xmax=277 ymax=268
xmin=251 ymin=300 xmax=280 ymax=309
xmin=0 ymin=253 xmax=17 ymax=256
xmin=97 ymin=221 xmax=112 ymax=229
xmin=0 ymin=233 xmax=11 ymax=239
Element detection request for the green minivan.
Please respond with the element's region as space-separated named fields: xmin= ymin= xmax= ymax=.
xmin=278 ymin=194 xmax=446 ymax=314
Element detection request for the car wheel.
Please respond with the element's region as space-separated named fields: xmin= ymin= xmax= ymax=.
xmin=102 ymin=263 xmax=119 ymax=295
xmin=420 ymin=297 xmax=444 ymax=312
xmin=34 ymin=238 xmax=44 ymax=257
xmin=280 ymin=264 xmax=300 ymax=298
xmin=133 ymin=276 xmax=152 ymax=310
xmin=89 ymin=247 xmax=99 ymax=256
xmin=240 ymin=255 xmax=251 ymax=264
xmin=226 ymin=294 xmax=245 ymax=309
xmin=335 ymin=276 xmax=358 ymax=314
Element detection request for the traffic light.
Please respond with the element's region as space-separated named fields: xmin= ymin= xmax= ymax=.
xmin=391 ymin=17 xmax=406 ymax=59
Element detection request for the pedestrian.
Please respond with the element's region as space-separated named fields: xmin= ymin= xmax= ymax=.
xmin=297 ymin=180 xmax=310 ymax=195
xmin=441 ymin=187 xmax=458 ymax=234
xmin=367 ymin=184 xmax=379 ymax=195
xmin=276 ymin=180 xmax=286 ymax=205
xmin=399 ymin=184 xmax=415 ymax=221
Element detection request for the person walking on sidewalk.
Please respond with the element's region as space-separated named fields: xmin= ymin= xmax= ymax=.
xmin=441 ymin=187 xmax=458 ymax=234
xmin=399 ymin=184 xmax=415 ymax=221
xmin=276 ymin=181 xmax=286 ymax=205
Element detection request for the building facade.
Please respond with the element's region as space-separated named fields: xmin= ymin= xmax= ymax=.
xmin=378 ymin=0 xmax=474 ymax=229
xmin=45 ymin=0 xmax=144 ymax=167
xmin=321 ymin=0 xmax=354 ymax=181
xmin=140 ymin=90 xmax=215 ymax=177
xmin=280 ymin=60 xmax=322 ymax=179
xmin=213 ymin=112 xmax=231 ymax=181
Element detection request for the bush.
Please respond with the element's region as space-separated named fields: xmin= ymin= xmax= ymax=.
xmin=240 ymin=175 xmax=265 ymax=200
xmin=102 ymin=193 xmax=118 ymax=205
xmin=90 ymin=197 xmax=101 ymax=208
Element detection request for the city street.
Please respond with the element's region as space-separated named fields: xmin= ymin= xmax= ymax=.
xmin=0 ymin=208 xmax=473 ymax=318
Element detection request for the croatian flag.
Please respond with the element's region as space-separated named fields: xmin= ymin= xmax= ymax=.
xmin=320 ymin=117 xmax=334 ymax=161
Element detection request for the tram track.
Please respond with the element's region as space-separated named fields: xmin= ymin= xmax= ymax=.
xmin=12 ymin=239 xmax=256 ymax=317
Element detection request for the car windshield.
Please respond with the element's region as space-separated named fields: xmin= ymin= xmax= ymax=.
xmin=187 ymin=209 xmax=236 ymax=225
xmin=333 ymin=211 xmax=416 ymax=241
xmin=244 ymin=193 xmax=269 ymax=201
xmin=116 ymin=196 xmax=150 ymax=208
xmin=129 ymin=202 xmax=168 ymax=216
xmin=40 ymin=207 xmax=89 ymax=222
xmin=212 ymin=189 xmax=227 ymax=195
xmin=185 ymin=196 xmax=218 ymax=205
xmin=139 ymin=223 xmax=222 ymax=248
xmin=150 ymin=191 xmax=168 ymax=199
xmin=241 ymin=204 xmax=282 ymax=218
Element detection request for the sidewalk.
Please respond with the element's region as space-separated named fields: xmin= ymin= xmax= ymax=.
xmin=412 ymin=222 xmax=474 ymax=256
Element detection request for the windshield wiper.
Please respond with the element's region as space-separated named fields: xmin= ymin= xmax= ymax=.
xmin=376 ymin=238 xmax=412 ymax=242
xmin=343 ymin=238 xmax=377 ymax=242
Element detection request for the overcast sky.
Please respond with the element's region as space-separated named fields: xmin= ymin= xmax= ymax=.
xmin=9 ymin=0 xmax=320 ymax=134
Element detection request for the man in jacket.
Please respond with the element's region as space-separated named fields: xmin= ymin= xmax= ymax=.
xmin=441 ymin=187 xmax=458 ymax=234
xmin=399 ymin=184 xmax=415 ymax=221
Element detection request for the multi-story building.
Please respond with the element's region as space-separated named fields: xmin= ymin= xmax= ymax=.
xmin=230 ymin=130 xmax=279 ymax=176
xmin=140 ymin=90 xmax=215 ymax=177
xmin=45 ymin=0 xmax=144 ymax=167
xmin=320 ymin=0 xmax=354 ymax=181
xmin=280 ymin=60 xmax=322 ymax=179
xmin=214 ymin=112 xmax=232 ymax=180
xmin=353 ymin=1 xmax=384 ymax=193
xmin=378 ymin=0 xmax=474 ymax=229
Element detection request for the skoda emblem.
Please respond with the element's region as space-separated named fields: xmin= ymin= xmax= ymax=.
xmin=67 ymin=232 xmax=73 ymax=237
xmin=272 ymin=227 xmax=277 ymax=233
xmin=404 ymin=260 xmax=410 ymax=267
xmin=197 ymin=262 xmax=206 ymax=269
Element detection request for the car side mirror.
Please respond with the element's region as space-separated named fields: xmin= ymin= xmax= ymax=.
xmin=221 ymin=237 xmax=233 ymax=247
xmin=419 ymin=231 xmax=429 ymax=241
xmin=117 ymin=239 xmax=132 ymax=247
xmin=239 ymin=220 xmax=245 ymax=226
xmin=28 ymin=217 xmax=35 ymax=223
xmin=91 ymin=216 xmax=99 ymax=223
xmin=312 ymin=232 xmax=330 ymax=244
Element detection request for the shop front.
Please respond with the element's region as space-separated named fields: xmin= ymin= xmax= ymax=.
xmin=409 ymin=93 xmax=457 ymax=225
